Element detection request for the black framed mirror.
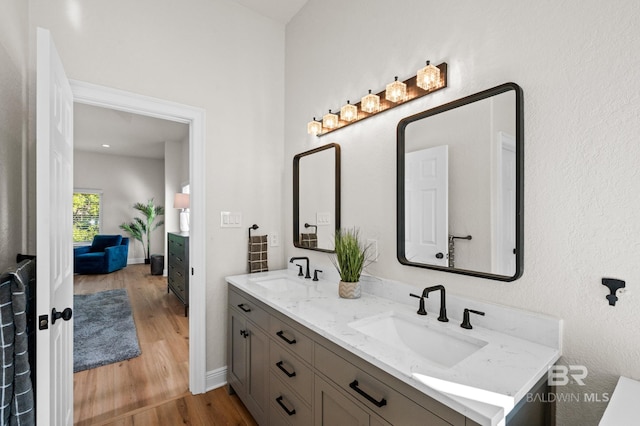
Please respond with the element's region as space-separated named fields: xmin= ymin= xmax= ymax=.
xmin=293 ymin=143 xmax=341 ymax=252
xmin=397 ymin=83 xmax=523 ymax=281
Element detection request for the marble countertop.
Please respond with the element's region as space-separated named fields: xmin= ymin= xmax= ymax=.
xmin=226 ymin=269 xmax=562 ymax=426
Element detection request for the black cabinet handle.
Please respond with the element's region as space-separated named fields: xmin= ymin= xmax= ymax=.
xmin=276 ymin=361 xmax=296 ymax=378
xmin=276 ymin=330 xmax=296 ymax=345
xmin=238 ymin=303 xmax=252 ymax=313
xmin=349 ymin=380 xmax=387 ymax=408
xmin=239 ymin=330 xmax=248 ymax=338
xmin=275 ymin=396 xmax=296 ymax=416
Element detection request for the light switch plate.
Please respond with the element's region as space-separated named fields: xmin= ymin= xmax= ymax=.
xmin=317 ymin=212 xmax=331 ymax=226
xmin=220 ymin=211 xmax=242 ymax=228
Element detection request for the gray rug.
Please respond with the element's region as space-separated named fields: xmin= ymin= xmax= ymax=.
xmin=73 ymin=288 xmax=141 ymax=372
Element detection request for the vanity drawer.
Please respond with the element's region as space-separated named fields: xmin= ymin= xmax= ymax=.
xmin=315 ymin=343 xmax=454 ymax=426
xmin=269 ymin=341 xmax=313 ymax=404
xmin=229 ymin=289 xmax=270 ymax=328
xmin=269 ymin=314 xmax=313 ymax=362
xmin=269 ymin=373 xmax=312 ymax=426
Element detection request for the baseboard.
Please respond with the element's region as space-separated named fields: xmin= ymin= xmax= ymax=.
xmin=206 ymin=366 xmax=227 ymax=391
xmin=127 ymin=258 xmax=146 ymax=265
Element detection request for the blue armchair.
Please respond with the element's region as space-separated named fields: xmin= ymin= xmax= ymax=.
xmin=74 ymin=235 xmax=129 ymax=274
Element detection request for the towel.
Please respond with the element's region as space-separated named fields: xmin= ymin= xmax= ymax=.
xmin=248 ymin=235 xmax=268 ymax=273
xmin=0 ymin=259 xmax=35 ymax=426
xmin=300 ymin=233 xmax=318 ymax=249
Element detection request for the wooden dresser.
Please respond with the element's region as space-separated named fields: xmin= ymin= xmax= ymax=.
xmin=167 ymin=232 xmax=189 ymax=316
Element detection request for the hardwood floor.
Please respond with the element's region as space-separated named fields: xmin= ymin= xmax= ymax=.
xmin=73 ymin=264 xmax=256 ymax=425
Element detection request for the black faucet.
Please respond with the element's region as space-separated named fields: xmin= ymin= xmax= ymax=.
xmin=461 ymin=308 xmax=485 ymax=329
xmin=289 ymin=257 xmax=311 ymax=279
xmin=422 ymin=285 xmax=448 ymax=322
xmin=409 ymin=293 xmax=427 ymax=315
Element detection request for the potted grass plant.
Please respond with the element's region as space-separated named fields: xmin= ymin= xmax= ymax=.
xmin=331 ymin=227 xmax=373 ymax=299
xmin=120 ymin=198 xmax=165 ymax=264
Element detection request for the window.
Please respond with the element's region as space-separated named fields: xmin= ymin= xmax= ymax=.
xmin=73 ymin=190 xmax=102 ymax=243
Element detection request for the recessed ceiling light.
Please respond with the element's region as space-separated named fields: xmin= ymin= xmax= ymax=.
xmin=102 ymin=144 xmax=110 ymax=148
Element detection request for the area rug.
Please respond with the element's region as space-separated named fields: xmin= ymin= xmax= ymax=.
xmin=73 ymin=288 xmax=141 ymax=372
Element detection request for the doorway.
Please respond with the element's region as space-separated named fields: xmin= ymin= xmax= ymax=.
xmin=71 ymin=80 xmax=207 ymax=396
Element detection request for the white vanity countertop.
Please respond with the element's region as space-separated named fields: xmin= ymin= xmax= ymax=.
xmin=226 ymin=270 xmax=562 ymax=426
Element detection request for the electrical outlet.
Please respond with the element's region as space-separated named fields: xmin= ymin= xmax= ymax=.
xmin=270 ymin=233 xmax=279 ymax=247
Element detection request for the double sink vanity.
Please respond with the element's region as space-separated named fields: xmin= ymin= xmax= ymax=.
xmin=226 ymin=268 xmax=561 ymax=426
xmin=226 ymin=82 xmax=560 ymax=425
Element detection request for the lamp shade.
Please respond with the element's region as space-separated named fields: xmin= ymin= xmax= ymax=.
xmin=174 ymin=193 xmax=190 ymax=209
xmin=361 ymin=90 xmax=380 ymax=113
xmin=322 ymin=110 xmax=339 ymax=129
xmin=340 ymin=100 xmax=358 ymax=122
xmin=385 ymin=76 xmax=407 ymax=103
xmin=417 ymin=60 xmax=441 ymax=91
xmin=307 ymin=117 xmax=322 ymax=135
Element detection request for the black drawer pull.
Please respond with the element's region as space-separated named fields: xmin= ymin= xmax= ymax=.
xmin=238 ymin=303 xmax=252 ymax=313
xmin=276 ymin=361 xmax=296 ymax=378
xmin=276 ymin=330 xmax=296 ymax=345
xmin=349 ymin=380 xmax=387 ymax=408
xmin=275 ymin=396 xmax=296 ymax=416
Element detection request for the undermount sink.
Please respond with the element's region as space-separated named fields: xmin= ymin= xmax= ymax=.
xmin=250 ymin=276 xmax=309 ymax=292
xmin=348 ymin=311 xmax=488 ymax=369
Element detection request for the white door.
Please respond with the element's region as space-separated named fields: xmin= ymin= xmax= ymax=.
xmin=405 ymin=146 xmax=448 ymax=266
xmin=36 ymin=27 xmax=74 ymax=425
xmin=496 ymin=132 xmax=516 ymax=276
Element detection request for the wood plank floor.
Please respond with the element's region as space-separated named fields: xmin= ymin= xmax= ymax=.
xmin=73 ymin=264 xmax=256 ymax=426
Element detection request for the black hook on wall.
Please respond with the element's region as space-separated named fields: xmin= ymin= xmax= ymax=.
xmin=602 ymin=278 xmax=625 ymax=306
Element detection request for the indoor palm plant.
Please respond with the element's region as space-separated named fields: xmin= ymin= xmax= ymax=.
xmin=120 ymin=198 xmax=165 ymax=264
xmin=331 ymin=227 xmax=373 ymax=299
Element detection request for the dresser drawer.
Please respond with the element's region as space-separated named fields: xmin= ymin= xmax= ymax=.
xmin=269 ymin=341 xmax=313 ymax=404
xmin=269 ymin=373 xmax=312 ymax=426
xmin=315 ymin=343 xmax=454 ymax=426
xmin=168 ymin=232 xmax=187 ymax=248
xmin=229 ymin=289 xmax=270 ymax=328
xmin=269 ymin=314 xmax=313 ymax=362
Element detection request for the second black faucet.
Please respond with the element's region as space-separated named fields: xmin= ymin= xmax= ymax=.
xmin=289 ymin=256 xmax=311 ymax=279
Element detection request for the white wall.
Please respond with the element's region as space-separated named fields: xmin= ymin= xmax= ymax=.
xmin=0 ymin=0 xmax=29 ymax=271
xmin=29 ymin=0 xmax=285 ymax=372
xmin=285 ymin=1 xmax=640 ymax=424
xmin=74 ymin=150 xmax=165 ymax=262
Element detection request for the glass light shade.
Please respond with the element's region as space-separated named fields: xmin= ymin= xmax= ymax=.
xmin=417 ymin=60 xmax=441 ymax=91
xmin=385 ymin=76 xmax=407 ymax=103
xmin=307 ymin=118 xmax=322 ymax=135
xmin=322 ymin=110 xmax=339 ymax=129
xmin=340 ymin=101 xmax=358 ymax=122
xmin=361 ymin=90 xmax=380 ymax=113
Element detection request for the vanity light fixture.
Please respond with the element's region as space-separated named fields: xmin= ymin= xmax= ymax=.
xmin=361 ymin=90 xmax=380 ymax=113
xmin=322 ymin=110 xmax=339 ymax=129
xmin=340 ymin=100 xmax=358 ymax=122
xmin=308 ymin=61 xmax=447 ymax=136
xmin=307 ymin=117 xmax=322 ymax=135
xmin=417 ymin=60 xmax=441 ymax=91
xmin=385 ymin=76 xmax=407 ymax=103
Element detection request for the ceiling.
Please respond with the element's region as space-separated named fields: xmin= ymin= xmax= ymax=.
xmin=74 ymin=1 xmax=307 ymax=160
xmin=227 ymin=0 xmax=308 ymax=23
xmin=74 ymin=103 xmax=189 ymax=160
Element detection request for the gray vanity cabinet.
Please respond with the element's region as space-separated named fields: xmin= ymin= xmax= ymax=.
xmin=228 ymin=291 xmax=270 ymax=425
xmin=227 ymin=285 xmax=517 ymax=426
xmin=315 ymin=375 xmax=390 ymax=426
